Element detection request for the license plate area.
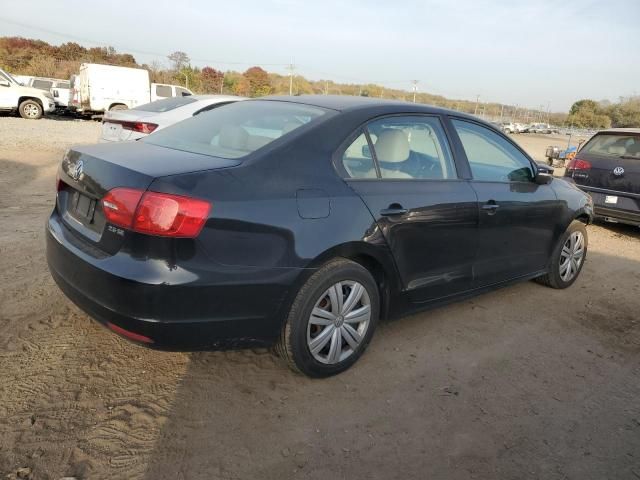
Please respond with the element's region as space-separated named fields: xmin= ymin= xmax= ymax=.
xmin=604 ymin=195 xmax=618 ymax=205
xmin=71 ymin=190 xmax=97 ymax=222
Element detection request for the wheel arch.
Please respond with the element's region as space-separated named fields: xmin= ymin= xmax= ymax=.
xmin=108 ymin=102 xmax=127 ymax=111
xmin=18 ymin=96 xmax=43 ymax=107
xmin=275 ymin=242 xmax=402 ymax=329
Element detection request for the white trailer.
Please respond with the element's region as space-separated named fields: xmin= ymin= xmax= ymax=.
xmin=69 ymin=63 xmax=192 ymax=115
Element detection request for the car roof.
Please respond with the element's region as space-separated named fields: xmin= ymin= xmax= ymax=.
xmin=597 ymin=128 xmax=640 ymax=135
xmin=191 ymin=94 xmax=244 ymax=102
xmin=259 ymin=94 xmax=475 ymax=118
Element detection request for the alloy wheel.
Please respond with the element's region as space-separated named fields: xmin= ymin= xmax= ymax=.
xmin=306 ymin=280 xmax=371 ymax=364
xmin=24 ymin=103 xmax=40 ymax=118
xmin=559 ymin=231 xmax=585 ymax=282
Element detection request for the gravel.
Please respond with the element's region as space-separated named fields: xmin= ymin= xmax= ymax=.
xmin=0 ymin=115 xmax=101 ymax=152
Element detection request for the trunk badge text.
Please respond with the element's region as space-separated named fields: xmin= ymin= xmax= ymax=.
xmin=613 ymin=166 xmax=625 ymax=176
xmin=69 ymin=160 xmax=84 ymax=181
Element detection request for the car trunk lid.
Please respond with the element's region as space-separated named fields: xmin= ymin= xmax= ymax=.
xmin=57 ymin=141 xmax=240 ymax=252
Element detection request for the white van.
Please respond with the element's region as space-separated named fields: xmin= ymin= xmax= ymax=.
xmin=69 ymin=64 xmax=151 ymax=114
xmin=0 ymin=68 xmax=56 ymax=119
xmin=69 ymin=63 xmax=193 ymax=115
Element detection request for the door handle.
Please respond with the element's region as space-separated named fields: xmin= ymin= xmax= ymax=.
xmin=482 ymin=202 xmax=500 ymax=214
xmin=380 ymin=206 xmax=408 ymax=216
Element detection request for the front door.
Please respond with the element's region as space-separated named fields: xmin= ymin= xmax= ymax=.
xmin=449 ymin=118 xmax=562 ymax=286
xmin=340 ymin=115 xmax=479 ymax=302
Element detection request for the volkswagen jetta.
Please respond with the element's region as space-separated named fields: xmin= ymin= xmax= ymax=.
xmin=47 ymin=96 xmax=593 ymax=377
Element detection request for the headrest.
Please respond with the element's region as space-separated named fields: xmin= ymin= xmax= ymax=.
xmin=375 ymin=129 xmax=410 ymax=163
xmin=219 ymin=126 xmax=248 ymax=150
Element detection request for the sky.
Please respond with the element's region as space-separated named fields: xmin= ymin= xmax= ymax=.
xmin=1 ymin=0 xmax=639 ymax=111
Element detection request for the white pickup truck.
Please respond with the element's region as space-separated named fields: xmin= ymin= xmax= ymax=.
xmin=69 ymin=63 xmax=192 ymax=115
xmin=0 ymin=68 xmax=56 ymax=119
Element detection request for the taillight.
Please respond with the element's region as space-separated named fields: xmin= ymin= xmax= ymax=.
xmin=102 ymin=188 xmax=144 ymax=228
xmin=566 ymin=158 xmax=591 ymax=170
xmin=105 ymin=120 xmax=158 ymax=134
xmin=101 ymin=188 xmax=210 ymax=238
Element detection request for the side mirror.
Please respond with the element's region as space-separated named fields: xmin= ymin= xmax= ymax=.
xmin=535 ymin=163 xmax=554 ymax=184
xmin=0 ymin=79 xmax=10 ymax=87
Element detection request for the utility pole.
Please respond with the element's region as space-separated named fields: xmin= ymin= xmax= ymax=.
xmin=500 ymin=104 xmax=504 ymax=122
xmin=324 ymin=80 xmax=328 ymax=95
xmin=411 ymin=80 xmax=419 ymax=103
xmin=220 ymin=72 xmax=224 ymax=94
xmin=474 ymin=94 xmax=480 ymax=115
xmin=286 ymin=61 xmax=295 ymax=96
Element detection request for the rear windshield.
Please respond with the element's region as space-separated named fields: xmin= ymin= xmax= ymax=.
xmin=133 ymin=96 xmax=197 ymax=113
xmin=581 ymin=134 xmax=640 ymax=158
xmin=142 ymin=100 xmax=328 ymax=159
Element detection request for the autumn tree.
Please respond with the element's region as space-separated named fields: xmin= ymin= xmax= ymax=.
xmin=243 ymin=66 xmax=271 ymax=97
xmin=201 ymin=66 xmax=224 ymax=93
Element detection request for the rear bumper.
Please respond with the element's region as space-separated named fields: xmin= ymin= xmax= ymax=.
xmin=576 ymin=185 xmax=640 ymax=227
xmin=46 ymin=211 xmax=305 ymax=349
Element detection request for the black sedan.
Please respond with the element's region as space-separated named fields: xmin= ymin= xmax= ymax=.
xmin=47 ymin=96 xmax=593 ymax=377
xmin=564 ymin=128 xmax=640 ymax=227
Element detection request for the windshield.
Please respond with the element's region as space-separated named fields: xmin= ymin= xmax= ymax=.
xmin=133 ymin=96 xmax=198 ymax=113
xmin=0 ymin=69 xmax=19 ymax=84
xmin=581 ymin=134 xmax=640 ymax=158
xmin=143 ymin=100 xmax=328 ymax=159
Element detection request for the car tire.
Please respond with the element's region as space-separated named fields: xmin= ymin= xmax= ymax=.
xmin=19 ymin=100 xmax=43 ymax=120
xmin=535 ymin=220 xmax=588 ymax=289
xmin=109 ymin=104 xmax=128 ymax=111
xmin=275 ymin=258 xmax=380 ymax=377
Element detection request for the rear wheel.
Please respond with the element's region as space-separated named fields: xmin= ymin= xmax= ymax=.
xmin=536 ymin=220 xmax=587 ymax=289
xmin=275 ymin=258 xmax=379 ymax=377
xmin=19 ymin=100 xmax=43 ymax=119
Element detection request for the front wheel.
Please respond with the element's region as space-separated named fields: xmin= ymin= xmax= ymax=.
xmin=536 ymin=220 xmax=587 ymax=289
xmin=275 ymin=258 xmax=379 ymax=377
xmin=19 ymin=100 xmax=43 ymax=119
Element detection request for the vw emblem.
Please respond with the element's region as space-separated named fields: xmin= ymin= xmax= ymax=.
xmin=69 ymin=160 xmax=84 ymax=181
xmin=613 ymin=166 xmax=625 ymax=176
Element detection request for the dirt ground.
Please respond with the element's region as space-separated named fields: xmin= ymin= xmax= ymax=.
xmin=1 ymin=117 xmax=639 ymax=480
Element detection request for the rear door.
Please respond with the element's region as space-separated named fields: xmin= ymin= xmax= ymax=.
xmin=338 ymin=115 xmax=479 ymax=302
xmin=449 ymin=117 xmax=562 ymax=286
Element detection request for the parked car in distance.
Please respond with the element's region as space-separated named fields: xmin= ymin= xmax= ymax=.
xmin=565 ymin=128 xmax=640 ymax=226
xmin=501 ymin=121 xmax=516 ymax=134
xmin=101 ymin=95 xmax=244 ymax=142
xmin=15 ymin=76 xmax=72 ymax=111
xmin=68 ymin=63 xmax=193 ymax=115
xmin=0 ymin=68 xmax=56 ymax=119
xmin=514 ymin=123 xmax=527 ymax=133
xmin=527 ymin=123 xmax=559 ymax=134
xmin=47 ymin=96 xmax=593 ymax=377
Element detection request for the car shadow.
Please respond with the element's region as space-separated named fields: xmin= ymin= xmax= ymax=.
xmin=592 ymin=219 xmax=640 ymax=240
xmin=137 ymin=249 xmax=640 ymax=480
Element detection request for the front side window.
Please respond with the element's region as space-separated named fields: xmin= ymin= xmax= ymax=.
xmin=143 ymin=100 xmax=328 ymax=159
xmin=452 ymin=119 xmax=533 ymax=182
xmin=175 ymin=87 xmax=192 ymax=97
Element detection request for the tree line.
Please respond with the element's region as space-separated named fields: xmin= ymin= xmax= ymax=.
xmin=1 ymin=36 xmax=639 ymax=128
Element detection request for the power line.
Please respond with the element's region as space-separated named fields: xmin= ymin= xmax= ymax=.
xmin=0 ymin=16 xmax=289 ymax=67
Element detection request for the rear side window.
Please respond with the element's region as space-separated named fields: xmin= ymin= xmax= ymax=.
xmin=342 ymin=132 xmax=377 ymax=179
xmin=581 ymin=134 xmax=640 ymax=158
xmin=143 ymin=100 xmax=327 ymax=159
xmin=452 ymin=119 xmax=533 ymax=182
xmin=133 ymin=96 xmax=197 ymax=112
xmin=32 ymin=79 xmax=53 ymax=90
xmin=341 ymin=116 xmax=455 ymax=180
xmin=155 ymin=85 xmax=172 ymax=98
